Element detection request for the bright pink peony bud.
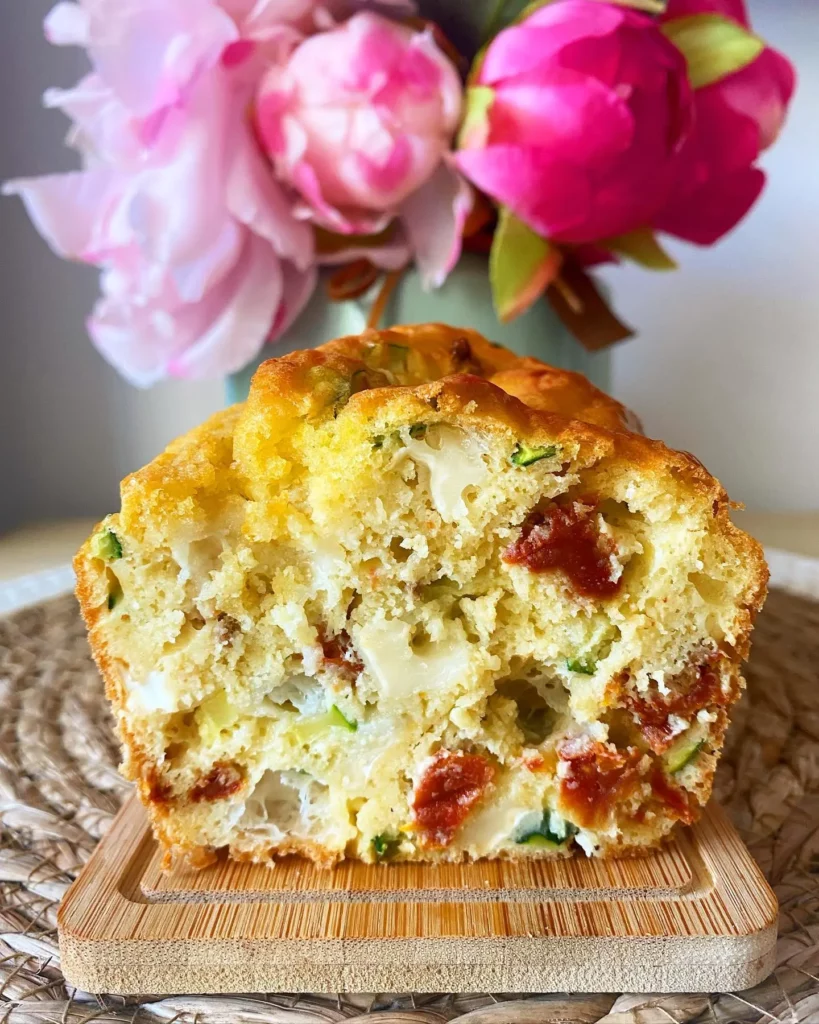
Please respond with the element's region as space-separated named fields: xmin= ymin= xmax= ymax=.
xmin=655 ymin=0 xmax=795 ymax=245
xmin=455 ymin=0 xmax=694 ymax=246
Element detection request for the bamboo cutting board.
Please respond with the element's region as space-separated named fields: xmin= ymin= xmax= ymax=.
xmin=58 ymin=795 xmax=777 ymax=995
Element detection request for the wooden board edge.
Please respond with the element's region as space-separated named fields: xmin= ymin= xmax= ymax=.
xmin=59 ymin=929 xmax=778 ymax=996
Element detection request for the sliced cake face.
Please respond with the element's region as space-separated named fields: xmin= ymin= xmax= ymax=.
xmin=75 ymin=326 xmax=767 ymax=867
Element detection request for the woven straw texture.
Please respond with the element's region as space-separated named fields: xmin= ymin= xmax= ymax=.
xmin=1 ymin=587 xmax=818 ymax=1023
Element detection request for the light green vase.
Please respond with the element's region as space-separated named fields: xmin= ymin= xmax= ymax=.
xmin=225 ymin=254 xmax=611 ymax=404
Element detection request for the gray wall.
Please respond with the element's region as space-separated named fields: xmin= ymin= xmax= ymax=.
xmin=1 ymin=0 xmax=120 ymax=529
xmin=0 ymin=0 xmax=816 ymax=533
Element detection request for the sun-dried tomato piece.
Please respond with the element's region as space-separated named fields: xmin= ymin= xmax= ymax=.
xmin=557 ymin=738 xmax=644 ymax=829
xmin=318 ymin=626 xmax=364 ymax=680
xmin=503 ymin=500 xmax=621 ymax=598
xmin=649 ymin=766 xmax=697 ymax=825
xmin=412 ymin=750 xmax=495 ymax=847
xmin=621 ymin=661 xmax=730 ymax=753
xmin=190 ymin=761 xmax=244 ymax=802
xmin=144 ymin=766 xmax=173 ymax=805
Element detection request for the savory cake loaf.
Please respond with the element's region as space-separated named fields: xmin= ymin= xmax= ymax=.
xmin=75 ymin=324 xmax=767 ymax=868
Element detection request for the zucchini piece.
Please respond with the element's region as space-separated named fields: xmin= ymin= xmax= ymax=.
xmin=517 ymin=832 xmax=560 ymax=849
xmin=408 ymin=422 xmax=427 ymax=439
xmin=107 ymin=583 xmax=123 ymax=611
xmin=510 ymin=442 xmax=557 ymax=467
xmin=372 ymin=832 xmax=401 ymax=860
xmin=666 ymin=738 xmax=705 ymax=774
xmin=514 ymin=810 xmax=577 ymax=847
xmin=329 ymin=704 xmax=357 ymax=733
xmin=94 ymin=529 xmax=122 ymax=561
xmin=567 ymin=658 xmax=596 ymax=675
xmin=293 ymin=704 xmax=358 ymax=743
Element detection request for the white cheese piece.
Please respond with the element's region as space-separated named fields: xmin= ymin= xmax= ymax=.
xmin=240 ymin=769 xmax=354 ymax=849
xmin=667 ymin=714 xmax=689 ymax=738
xmin=548 ymin=810 xmax=572 ymax=839
xmin=240 ymin=769 xmax=322 ymax=839
xmin=263 ymin=673 xmax=325 ymax=716
xmin=401 ymin=427 xmax=489 ymax=522
xmin=301 ymin=646 xmax=322 ymax=677
xmin=170 ymin=534 xmax=223 ymax=592
xmin=458 ymin=801 xmax=531 ymax=855
xmin=124 ymin=669 xmax=179 ymax=714
xmin=305 ymin=536 xmax=346 ymax=594
xmin=356 ymin=618 xmax=471 ymax=701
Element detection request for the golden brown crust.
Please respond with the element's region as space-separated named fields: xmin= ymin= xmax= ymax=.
xmin=74 ymin=542 xmax=173 ymax=806
xmin=241 ymin=322 xmax=635 ymax=432
xmin=231 ymin=837 xmax=344 ymax=869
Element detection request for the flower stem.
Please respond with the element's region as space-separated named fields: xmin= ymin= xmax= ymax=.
xmin=366 ymin=271 xmax=403 ymax=330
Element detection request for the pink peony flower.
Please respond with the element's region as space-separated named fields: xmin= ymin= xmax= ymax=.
xmin=255 ymin=12 xmax=471 ymax=287
xmin=655 ymin=0 xmax=795 ymax=244
xmin=5 ymin=0 xmax=321 ymax=384
xmin=455 ymin=0 xmax=693 ymax=246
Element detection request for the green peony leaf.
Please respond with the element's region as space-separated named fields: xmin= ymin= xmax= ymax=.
xmin=458 ymin=86 xmax=494 ymax=148
xmin=663 ymin=13 xmax=765 ymax=89
xmin=490 ymin=208 xmax=562 ymax=323
xmin=605 ymin=228 xmax=678 ymax=271
xmin=599 ymin=0 xmax=667 ymax=12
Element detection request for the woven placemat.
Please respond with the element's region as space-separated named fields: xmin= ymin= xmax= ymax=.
xmin=1 ymin=581 xmax=818 ymax=1023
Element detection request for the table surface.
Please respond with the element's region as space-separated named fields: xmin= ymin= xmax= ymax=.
xmin=0 ymin=513 xmax=818 ymax=585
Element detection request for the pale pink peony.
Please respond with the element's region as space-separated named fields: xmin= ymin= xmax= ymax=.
xmin=655 ymin=0 xmax=795 ymax=244
xmin=5 ymin=0 xmax=323 ymax=384
xmin=255 ymin=12 xmax=471 ymax=287
xmin=455 ymin=0 xmax=694 ymax=246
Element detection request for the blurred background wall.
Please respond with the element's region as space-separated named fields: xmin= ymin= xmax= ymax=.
xmin=1 ymin=0 xmax=816 ymax=534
